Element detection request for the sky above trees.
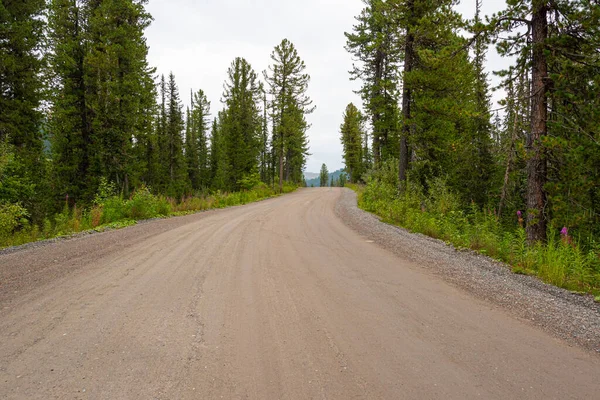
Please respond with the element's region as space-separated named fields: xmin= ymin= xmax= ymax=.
xmin=145 ymin=0 xmax=509 ymax=173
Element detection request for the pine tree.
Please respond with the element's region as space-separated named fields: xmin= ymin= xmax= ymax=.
xmin=282 ymin=100 xmax=310 ymax=184
xmin=340 ymin=103 xmax=365 ymax=183
xmin=184 ymin=89 xmax=211 ymax=191
xmin=0 ymin=0 xmax=46 ymax=215
xmin=209 ymin=115 xmax=228 ymax=191
xmin=259 ymin=89 xmax=270 ymax=184
xmin=345 ymin=0 xmax=401 ymax=166
xmin=83 ymin=0 xmax=155 ymax=196
xmin=338 ymin=173 xmax=347 ymax=187
xmin=47 ymin=0 xmax=89 ymax=204
xmin=185 ymin=106 xmax=199 ymax=189
xmin=189 ymin=89 xmax=211 ymax=190
xmin=397 ymin=0 xmax=415 ymax=189
xmin=393 ymin=1 xmax=485 ymax=200
xmin=164 ymin=72 xmax=189 ymax=196
xmin=535 ymin=0 xmax=600 ymax=237
xmin=156 ymin=74 xmax=169 ymax=189
xmin=264 ymin=39 xmax=315 ymax=192
xmin=463 ymin=0 xmax=495 ymax=207
xmin=319 ymin=164 xmax=329 ymax=187
xmin=488 ymin=0 xmax=596 ymax=242
xmin=220 ymin=57 xmax=263 ymax=191
xmin=496 ymin=72 xmax=529 ymax=220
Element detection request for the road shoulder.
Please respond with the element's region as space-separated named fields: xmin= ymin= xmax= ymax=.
xmin=335 ymin=188 xmax=600 ymax=354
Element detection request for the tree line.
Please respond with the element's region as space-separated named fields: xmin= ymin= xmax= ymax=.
xmin=340 ymin=0 xmax=600 ymax=245
xmin=0 ymin=0 xmax=313 ymax=226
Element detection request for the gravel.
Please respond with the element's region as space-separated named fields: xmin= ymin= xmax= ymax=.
xmin=335 ymin=188 xmax=600 ymax=354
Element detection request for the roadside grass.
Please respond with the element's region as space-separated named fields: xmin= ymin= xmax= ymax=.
xmin=346 ymin=182 xmax=600 ymax=296
xmin=0 ymin=183 xmax=296 ymax=250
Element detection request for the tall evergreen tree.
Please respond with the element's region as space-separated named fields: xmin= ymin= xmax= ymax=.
xmin=345 ymin=0 xmax=401 ymax=166
xmin=264 ymin=39 xmax=314 ymax=191
xmin=340 ymin=103 xmax=366 ymax=183
xmin=83 ymin=0 xmax=155 ymax=196
xmin=156 ymin=74 xmax=168 ymax=189
xmin=319 ymin=164 xmax=329 ymax=188
xmin=220 ymin=57 xmax=263 ymax=191
xmin=209 ymin=114 xmax=228 ymax=191
xmin=0 ymin=0 xmax=46 ymax=214
xmin=488 ymin=0 xmax=600 ymax=242
xmin=164 ymin=72 xmax=189 ymax=196
xmin=48 ymin=0 xmax=155 ymax=200
xmin=184 ymin=106 xmax=197 ymax=188
xmin=186 ymin=89 xmax=211 ymax=190
xmin=259 ymin=89 xmax=270 ymax=184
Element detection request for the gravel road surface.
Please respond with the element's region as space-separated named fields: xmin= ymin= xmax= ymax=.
xmin=1 ymin=188 xmax=599 ymax=399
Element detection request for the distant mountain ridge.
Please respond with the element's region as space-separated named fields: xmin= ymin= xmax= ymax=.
xmin=305 ymin=169 xmax=347 ymax=187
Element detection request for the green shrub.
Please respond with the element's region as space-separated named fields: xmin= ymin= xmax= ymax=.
xmin=0 ymin=203 xmax=29 ymax=245
xmin=99 ymin=196 xmax=126 ymax=225
xmin=124 ymin=186 xmax=170 ymax=220
xmin=0 ymin=182 xmax=297 ymax=250
xmin=353 ymin=178 xmax=600 ymax=293
xmin=238 ymin=173 xmax=262 ymax=191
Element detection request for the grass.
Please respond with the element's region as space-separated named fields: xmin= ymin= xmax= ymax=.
xmin=347 ymin=181 xmax=600 ymax=296
xmin=0 ymin=183 xmax=296 ymax=250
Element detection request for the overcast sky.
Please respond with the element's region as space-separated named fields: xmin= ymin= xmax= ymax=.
xmin=145 ymin=0 xmax=510 ymax=173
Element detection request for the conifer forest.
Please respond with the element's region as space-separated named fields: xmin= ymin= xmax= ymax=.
xmin=2 ymin=0 xmax=600 ymax=294
xmin=342 ymin=0 xmax=600 ymax=293
xmin=1 ymin=1 xmax=310 ymax=246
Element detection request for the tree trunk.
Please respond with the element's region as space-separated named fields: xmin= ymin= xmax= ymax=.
xmin=278 ymin=134 xmax=284 ymax=193
xmin=372 ymin=50 xmax=384 ymax=167
xmin=399 ymin=0 xmax=414 ymax=192
xmin=526 ymin=0 xmax=548 ymax=244
xmin=498 ymin=110 xmax=519 ymax=218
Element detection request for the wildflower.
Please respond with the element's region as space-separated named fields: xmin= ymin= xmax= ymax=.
xmin=517 ymin=210 xmax=524 ymax=228
xmin=560 ymin=226 xmax=574 ymax=247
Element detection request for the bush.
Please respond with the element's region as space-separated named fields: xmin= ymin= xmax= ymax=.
xmin=0 ymin=181 xmax=297 ymax=250
xmin=99 ymin=196 xmax=126 ymax=225
xmin=124 ymin=186 xmax=171 ymax=220
xmin=0 ymin=203 xmax=29 ymax=245
xmin=238 ymin=173 xmax=262 ymax=191
xmin=354 ymin=177 xmax=600 ymax=294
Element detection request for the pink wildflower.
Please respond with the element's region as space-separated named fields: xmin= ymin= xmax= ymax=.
xmin=517 ymin=210 xmax=524 ymax=228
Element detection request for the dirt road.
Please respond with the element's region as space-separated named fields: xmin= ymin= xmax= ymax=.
xmin=1 ymin=188 xmax=599 ymax=399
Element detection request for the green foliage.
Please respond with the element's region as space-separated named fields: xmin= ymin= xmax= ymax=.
xmin=163 ymin=72 xmax=190 ymax=197
xmin=0 ymin=0 xmax=45 ymax=163
xmin=338 ymin=173 xmax=347 ymax=187
xmin=186 ymin=89 xmax=211 ymax=190
xmin=0 ymin=203 xmax=29 ymax=245
xmin=264 ymin=39 xmax=314 ymax=189
xmin=0 ymin=0 xmax=47 ymax=220
xmin=1 ymin=1 xmax=309 ymax=251
xmin=220 ymin=58 xmax=263 ymax=191
xmin=0 ymin=183 xmax=298 ymax=250
xmin=47 ymin=0 xmax=157 ymax=202
xmin=355 ymin=178 xmax=600 ymax=293
xmin=344 ymin=0 xmax=401 ymax=165
xmin=124 ymin=186 xmax=171 ymax=220
xmin=237 ymin=173 xmax=262 ymax=191
xmin=340 ymin=103 xmax=367 ymax=183
xmin=319 ymin=164 xmax=329 ymax=187
xmin=93 ymin=177 xmax=118 ymax=205
xmin=0 ymin=140 xmax=35 ymax=206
